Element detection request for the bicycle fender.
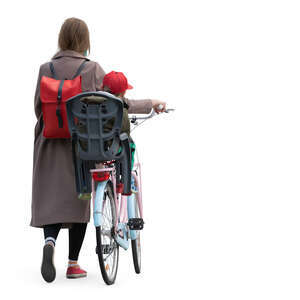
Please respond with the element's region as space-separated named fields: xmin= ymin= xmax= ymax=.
xmin=93 ymin=180 xmax=108 ymax=227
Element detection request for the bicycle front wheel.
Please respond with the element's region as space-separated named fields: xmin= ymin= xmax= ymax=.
xmin=131 ymin=187 xmax=142 ymax=274
xmin=95 ymin=181 xmax=119 ymax=285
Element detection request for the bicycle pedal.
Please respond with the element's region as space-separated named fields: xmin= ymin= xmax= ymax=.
xmin=127 ymin=218 xmax=144 ymax=230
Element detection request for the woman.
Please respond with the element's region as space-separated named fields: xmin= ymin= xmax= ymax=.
xmin=31 ymin=17 xmax=166 ymax=283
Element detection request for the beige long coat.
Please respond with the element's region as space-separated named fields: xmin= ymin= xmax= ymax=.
xmin=31 ymin=50 xmax=152 ymax=227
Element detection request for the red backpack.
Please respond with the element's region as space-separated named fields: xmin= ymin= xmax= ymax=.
xmin=40 ymin=60 xmax=87 ymax=138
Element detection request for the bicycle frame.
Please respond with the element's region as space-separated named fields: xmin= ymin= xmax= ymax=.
xmin=90 ymin=109 xmax=173 ymax=253
xmin=90 ymin=161 xmax=143 ymax=250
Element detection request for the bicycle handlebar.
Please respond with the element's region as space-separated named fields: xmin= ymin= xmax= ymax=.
xmin=128 ymin=107 xmax=175 ymax=131
xmin=129 ymin=107 xmax=175 ymax=121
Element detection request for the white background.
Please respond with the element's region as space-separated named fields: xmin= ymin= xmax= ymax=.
xmin=0 ymin=0 xmax=300 ymax=299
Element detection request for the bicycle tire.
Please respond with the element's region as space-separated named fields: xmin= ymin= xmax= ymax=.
xmin=95 ymin=181 xmax=119 ymax=285
xmin=131 ymin=185 xmax=142 ymax=274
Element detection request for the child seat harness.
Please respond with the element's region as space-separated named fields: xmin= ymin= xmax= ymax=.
xmin=40 ymin=60 xmax=87 ymax=138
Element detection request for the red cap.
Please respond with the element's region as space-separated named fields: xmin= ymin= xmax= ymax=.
xmin=102 ymin=71 xmax=133 ymax=95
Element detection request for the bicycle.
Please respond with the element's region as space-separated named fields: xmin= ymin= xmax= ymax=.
xmin=66 ymin=91 xmax=174 ymax=285
xmin=90 ymin=107 xmax=174 ymax=285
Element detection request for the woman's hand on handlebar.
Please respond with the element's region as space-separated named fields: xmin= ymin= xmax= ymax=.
xmin=151 ymin=99 xmax=166 ymax=113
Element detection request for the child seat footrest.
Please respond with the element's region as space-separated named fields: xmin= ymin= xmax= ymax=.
xmin=127 ymin=218 xmax=144 ymax=230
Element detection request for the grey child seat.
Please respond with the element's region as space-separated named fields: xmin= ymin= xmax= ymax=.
xmin=66 ymin=91 xmax=132 ymax=195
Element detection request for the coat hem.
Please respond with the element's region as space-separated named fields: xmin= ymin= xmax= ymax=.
xmin=30 ymin=218 xmax=90 ymax=228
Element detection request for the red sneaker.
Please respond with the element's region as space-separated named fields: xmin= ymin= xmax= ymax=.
xmin=66 ymin=265 xmax=87 ymax=279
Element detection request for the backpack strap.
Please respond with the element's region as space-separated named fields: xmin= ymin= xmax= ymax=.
xmin=123 ymin=101 xmax=129 ymax=109
xmin=49 ymin=59 xmax=87 ymax=80
xmin=56 ymin=80 xmax=65 ymax=128
xmin=72 ymin=60 xmax=87 ymax=79
xmin=49 ymin=62 xmax=57 ymax=79
xmin=122 ymin=98 xmax=129 ymax=109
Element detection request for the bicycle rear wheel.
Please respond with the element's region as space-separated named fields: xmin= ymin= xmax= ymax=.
xmin=131 ymin=185 xmax=142 ymax=274
xmin=95 ymin=181 xmax=119 ymax=285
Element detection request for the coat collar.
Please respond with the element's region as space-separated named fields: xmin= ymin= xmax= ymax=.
xmin=52 ymin=50 xmax=90 ymax=60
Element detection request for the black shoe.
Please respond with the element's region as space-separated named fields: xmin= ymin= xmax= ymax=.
xmin=41 ymin=244 xmax=56 ymax=283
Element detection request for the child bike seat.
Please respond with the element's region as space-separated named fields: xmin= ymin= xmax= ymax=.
xmin=66 ymin=91 xmax=131 ymax=195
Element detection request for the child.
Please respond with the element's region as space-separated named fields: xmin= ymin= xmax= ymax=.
xmin=78 ymin=71 xmax=166 ymax=200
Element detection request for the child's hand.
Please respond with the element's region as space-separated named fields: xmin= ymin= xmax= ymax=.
xmin=151 ymin=100 xmax=166 ymax=113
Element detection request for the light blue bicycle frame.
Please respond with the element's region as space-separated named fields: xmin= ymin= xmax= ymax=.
xmin=91 ymin=164 xmax=143 ymax=250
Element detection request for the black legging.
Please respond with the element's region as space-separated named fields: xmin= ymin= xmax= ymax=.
xmin=43 ymin=223 xmax=87 ymax=261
